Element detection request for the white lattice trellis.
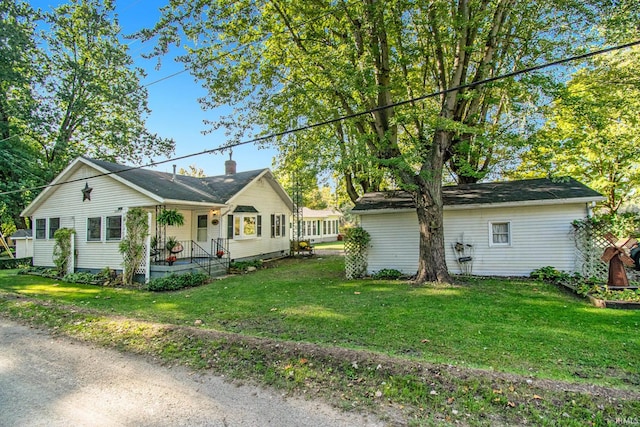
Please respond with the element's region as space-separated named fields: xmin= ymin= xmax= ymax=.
xmin=572 ymin=220 xmax=640 ymax=281
xmin=345 ymin=240 xmax=368 ymax=279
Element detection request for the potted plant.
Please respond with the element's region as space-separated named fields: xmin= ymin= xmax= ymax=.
xmin=165 ymin=255 xmax=177 ymax=266
xmin=157 ymin=208 xmax=185 ymax=227
xmin=216 ymin=249 xmax=225 ymax=258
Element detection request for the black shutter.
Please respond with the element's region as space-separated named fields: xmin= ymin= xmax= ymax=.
xmin=227 ymin=214 xmax=234 ymax=239
xmin=257 ymin=215 xmax=262 ymax=237
xmin=281 ymin=214 xmax=286 ymax=237
xmin=270 ymin=214 xmax=275 ymax=238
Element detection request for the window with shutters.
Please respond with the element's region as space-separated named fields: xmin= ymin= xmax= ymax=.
xmin=230 ymin=214 xmax=261 ymax=239
xmin=48 ymin=217 xmax=60 ymax=239
xmin=35 ymin=219 xmax=46 ymax=239
xmin=106 ymin=216 xmax=122 ymax=240
xmin=271 ymin=214 xmax=286 ymax=238
xmin=87 ymin=217 xmax=102 ymax=241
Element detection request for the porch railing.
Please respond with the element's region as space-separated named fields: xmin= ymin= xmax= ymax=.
xmin=152 ymin=238 xmax=229 ymax=276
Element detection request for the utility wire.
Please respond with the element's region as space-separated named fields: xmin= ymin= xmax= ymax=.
xmin=2 ymin=39 xmax=639 ymax=198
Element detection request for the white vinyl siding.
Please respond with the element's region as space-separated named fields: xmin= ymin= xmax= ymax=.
xmin=226 ymin=175 xmax=291 ymax=260
xmin=360 ymin=203 xmax=590 ymax=277
xmin=30 ymin=164 xmax=156 ymax=270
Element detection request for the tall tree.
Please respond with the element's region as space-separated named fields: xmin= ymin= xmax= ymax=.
xmin=144 ymin=0 xmax=609 ymax=283
xmin=0 ymin=1 xmax=41 ymax=228
xmin=28 ymin=0 xmax=174 ymax=176
xmin=513 ymin=46 xmax=640 ymax=214
xmin=0 ymin=0 xmax=176 ymax=228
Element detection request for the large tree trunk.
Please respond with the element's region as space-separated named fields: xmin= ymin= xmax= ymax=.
xmin=412 ymin=129 xmax=453 ymax=284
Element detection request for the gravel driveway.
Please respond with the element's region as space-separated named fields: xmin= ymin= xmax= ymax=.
xmin=0 ymin=318 xmax=383 ymax=427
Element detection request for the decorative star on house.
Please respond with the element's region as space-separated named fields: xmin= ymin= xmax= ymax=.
xmin=82 ymin=182 xmax=93 ymax=201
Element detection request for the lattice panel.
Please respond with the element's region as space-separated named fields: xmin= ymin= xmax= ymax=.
xmin=572 ymin=221 xmax=640 ymax=281
xmin=121 ymin=242 xmax=149 ymax=276
xmin=345 ymin=240 xmax=367 ymax=279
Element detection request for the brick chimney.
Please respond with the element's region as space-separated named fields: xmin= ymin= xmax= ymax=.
xmin=225 ymin=151 xmax=236 ymax=175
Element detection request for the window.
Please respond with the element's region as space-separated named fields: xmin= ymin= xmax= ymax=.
xmin=87 ymin=217 xmax=102 ymax=241
xmin=35 ymin=218 xmax=46 ymax=239
xmin=243 ymin=216 xmax=256 ymax=236
xmin=271 ymin=214 xmax=286 ymax=238
xmin=231 ymin=214 xmax=261 ymax=239
xmin=49 ymin=217 xmax=60 ymax=239
xmin=197 ymin=214 xmax=207 ymax=242
xmin=490 ymin=221 xmax=511 ymax=246
xmin=106 ymin=216 xmax=122 ymax=240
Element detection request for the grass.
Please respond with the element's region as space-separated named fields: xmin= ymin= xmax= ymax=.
xmin=313 ymin=240 xmax=345 ymax=250
xmin=1 ymin=257 xmax=639 ymax=426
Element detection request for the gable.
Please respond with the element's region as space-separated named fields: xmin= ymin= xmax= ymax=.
xmin=22 ymin=157 xmax=293 ymax=217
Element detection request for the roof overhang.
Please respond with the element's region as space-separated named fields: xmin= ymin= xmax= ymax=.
xmin=354 ymin=196 xmax=605 ymax=215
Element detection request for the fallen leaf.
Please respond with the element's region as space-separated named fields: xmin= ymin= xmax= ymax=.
xmin=533 ymin=394 xmax=543 ymax=400
xmin=354 ymin=291 xmax=361 ymax=295
xmin=493 ymin=389 xmax=503 ymax=394
xmin=507 ymin=401 xmax=516 ymax=408
xmin=421 ymin=339 xmax=430 ymax=343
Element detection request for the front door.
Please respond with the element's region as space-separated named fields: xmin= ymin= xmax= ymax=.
xmin=196 ymin=214 xmax=208 ymax=243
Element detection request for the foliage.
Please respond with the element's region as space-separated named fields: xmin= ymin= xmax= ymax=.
xmin=343 ymin=227 xmax=370 ymax=248
xmin=178 ymin=164 xmax=206 ymax=177
xmin=371 ymin=269 xmax=404 ymax=280
xmin=142 ymin=0 xmax=616 ymax=283
xmin=512 ymin=46 xmax=640 ymax=214
xmin=119 ymin=208 xmax=149 ymax=285
xmin=573 ymin=213 xmax=640 ymax=239
xmin=529 ymin=266 xmax=572 ymax=284
xmin=63 ymin=272 xmax=98 ymax=285
xmin=147 ymin=272 xmax=210 ymax=292
xmin=0 ymin=257 xmax=31 ymax=270
xmin=0 ymin=0 xmax=175 ymax=228
xmin=52 ymin=228 xmax=75 ymax=275
xmin=157 ymin=209 xmax=185 ymax=227
xmin=229 ymin=259 xmax=264 ymax=272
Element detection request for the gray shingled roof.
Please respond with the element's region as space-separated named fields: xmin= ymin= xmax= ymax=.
xmin=10 ymin=229 xmax=32 ymax=239
xmin=87 ymin=157 xmax=268 ymax=204
xmin=353 ymin=178 xmax=604 ymax=212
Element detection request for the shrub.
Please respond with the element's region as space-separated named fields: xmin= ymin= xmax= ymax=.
xmin=0 ymin=257 xmax=32 ymax=270
xmin=530 ymin=266 xmax=570 ymax=284
xmin=148 ymin=272 xmax=210 ymax=292
xmin=63 ymin=272 xmax=98 ymax=285
xmin=372 ymin=269 xmax=404 ymax=280
xmin=230 ymin=259 xmax=263 ymax=272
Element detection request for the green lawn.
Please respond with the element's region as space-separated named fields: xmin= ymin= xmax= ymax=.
xmin=1 ymin=257 xmax=639 ymax=425
xmin=1 ymin=256 xmax=637 ymax=388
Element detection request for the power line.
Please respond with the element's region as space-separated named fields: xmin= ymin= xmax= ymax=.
xmin=2 ymin=39 xmax=639 ymax=198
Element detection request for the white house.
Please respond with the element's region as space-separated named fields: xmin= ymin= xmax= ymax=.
xmin=352 ymin=178 xmax=605 ymax=277
xmin=293 ymin=207 xmax=343 ymax=243
xmin=21 ymin=156 xmax=294 ymax=280
xmin=10 ymin=230 xmax=33 ymax=259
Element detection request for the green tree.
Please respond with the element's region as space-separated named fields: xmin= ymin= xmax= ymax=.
xmin=0 ymin=1 xmax=42 ymax=229
xmin=25 ymin=0 xmax=174 ymax=176
xmin=144 ymin=0 xmax=612 ymax=283
xmin=513 ymin=46 xmax=640 ymax=214
xmin=178 ymin=164 xmax=206 ymax=177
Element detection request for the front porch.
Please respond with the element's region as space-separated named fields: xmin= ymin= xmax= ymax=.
xmin=149 ymin=238 xmax=229 ymax=279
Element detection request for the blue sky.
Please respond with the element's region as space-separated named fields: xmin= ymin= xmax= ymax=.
xmin=30 ymin=0 xmax=278 ymax=176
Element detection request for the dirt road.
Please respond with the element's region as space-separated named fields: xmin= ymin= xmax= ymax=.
xmin=0 ymin=318 xmax=383 ymax=427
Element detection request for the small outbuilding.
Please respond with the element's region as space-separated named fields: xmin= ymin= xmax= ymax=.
xmin=352 ymin=178 xmax=605 ymax=277
xmin=10 ymin=229 xmax=33 ymax=259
